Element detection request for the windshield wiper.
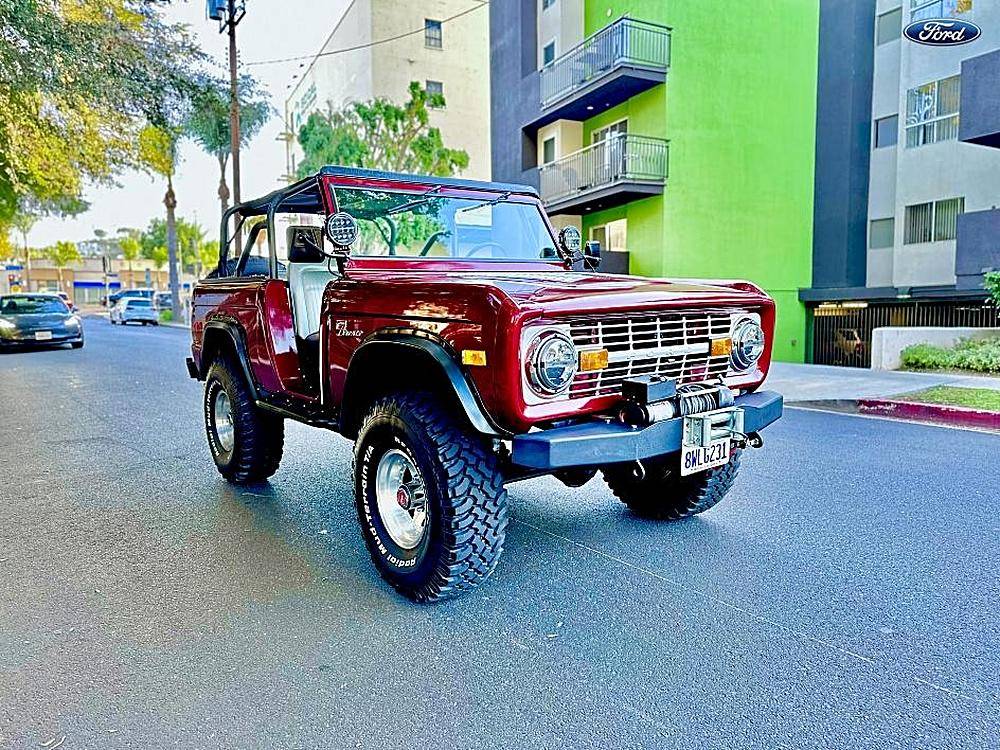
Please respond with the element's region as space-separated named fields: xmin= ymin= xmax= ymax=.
xmin=457 ymin=191 xmax=511 ymax=214
xmin=385 ymin=184 xmax=443 ymax=215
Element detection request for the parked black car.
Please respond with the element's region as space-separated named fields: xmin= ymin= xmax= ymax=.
xmin=0 ymin=293 xmax=84 ymax=349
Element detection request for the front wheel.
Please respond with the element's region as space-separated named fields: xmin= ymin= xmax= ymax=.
xmin=354 ymin=392 xmax=508 ymax=602
xmin=204 ymin=357 xmax=284 ymax=484
xmin=602 ymin=450 xmax=742 ymax=520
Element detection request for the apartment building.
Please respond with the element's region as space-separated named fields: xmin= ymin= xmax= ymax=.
xmin=490 ymin=0 xmax=820 ymax=362
xmin=284 ymin=0 xmax=491 ymax=180
xmin=807 ymin=0 xmax=1000 ymax=365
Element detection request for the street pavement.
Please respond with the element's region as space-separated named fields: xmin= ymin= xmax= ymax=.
xmin=1 ymin=317 xmax=998 ymax=749
xmin=766 ymin=361 xmax=1000 ymax=403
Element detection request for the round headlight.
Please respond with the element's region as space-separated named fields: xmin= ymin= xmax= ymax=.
xmin=731 ymin=317 xmax=765 ymax=371
xmin=526 ymin=330 xmax=577 ymax=396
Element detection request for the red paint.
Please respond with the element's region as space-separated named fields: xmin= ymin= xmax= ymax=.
xmin=858 ymin=399 xmax=1000 ymax=431
xmin=191 ymin=170 xmax=778 ymax=434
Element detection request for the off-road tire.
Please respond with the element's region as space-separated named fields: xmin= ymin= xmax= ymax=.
xmin=354 ymin=392 xmax=508 ymax=602
xmin=603 ymin=450 xmax=742 ymax=520
xmin=203 ymin=357 xmax=284 ymax=484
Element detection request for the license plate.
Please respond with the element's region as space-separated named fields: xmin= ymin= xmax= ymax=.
xmin=34 ymin=330 xmax=53 ymax=341
xmin=681 ymin=437 xmax=730 ymax=476
xmin=680 ymin=407 xmax=741 ymax=476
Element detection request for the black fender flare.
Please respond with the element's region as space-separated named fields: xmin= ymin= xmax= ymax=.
xmin=341 ymin=332 xmax=500 ymax=437
xmin=200 ymin=319 xmax=259 ymax=400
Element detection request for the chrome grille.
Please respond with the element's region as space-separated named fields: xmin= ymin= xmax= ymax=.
xmin=567 ymin=310 xmax=735 ymax=399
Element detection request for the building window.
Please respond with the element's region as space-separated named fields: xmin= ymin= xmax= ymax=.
xmin=905 ymin=75 xmax=960 ymax=148
xmin=592 ymin=119 xmax=628 ymax=144
xmin=543 ymin=41 xmax=556 ymax=67
xmin=876 ymin=8 xmax=902 ymax=45
xmin=869 ymin=218 xmax=895 ymax=249
xmin=904 ymin=198 xmax=964 ymax=244
xmin=424 ymin=19 xmax=442 ymax=49
xmin=910 ymin=0 xmax=971 ymax=22
xmin=542 ymin=137 xmax=556 ymax=164
xmin=873 ymin=115 xmax=898 ymax=148
xmin=425 ymin=80 xmax=444 ymax=107
xmin=542 ymin=0 xmax=557 ymax=9
xmin=590 ymin=219 xmax=627 ymax=252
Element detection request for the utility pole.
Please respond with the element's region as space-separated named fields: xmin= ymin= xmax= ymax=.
xmin=226 ymin=0 xmax=244 ymax=207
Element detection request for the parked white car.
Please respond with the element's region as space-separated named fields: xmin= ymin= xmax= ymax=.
xmin=110 ymin=297 xmax=158 ymax=326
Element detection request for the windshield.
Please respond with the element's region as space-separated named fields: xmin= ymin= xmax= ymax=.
xmin=0 ymin=296 xmax=69 ymax=315
xmin=331 ymin=187 xmax=557 ymax=260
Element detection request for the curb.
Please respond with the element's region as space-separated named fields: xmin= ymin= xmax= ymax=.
xmin=857 ymin=398 xmax=1000 ymax=431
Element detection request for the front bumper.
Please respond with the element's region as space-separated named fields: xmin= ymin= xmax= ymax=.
xmin=510 ymin=390 xmax=783 ymax=470
xmin=0 ymin=331 xmax=83 ymax=346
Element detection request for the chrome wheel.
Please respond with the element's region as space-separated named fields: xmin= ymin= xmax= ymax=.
xmin=212 ymin=389 xmax=235 ymax=452
xmin=374 ymin=448 xmax=428 ymax=549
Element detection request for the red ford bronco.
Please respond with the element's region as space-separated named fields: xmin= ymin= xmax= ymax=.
xmin=187 ymin=167 xmax=782 ymax=602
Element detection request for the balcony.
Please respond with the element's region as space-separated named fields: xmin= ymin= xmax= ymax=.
xmin=539 ymin=134 xmax=668 ymax=215
xmin=533 ymin=18 xmax=670 ymax=129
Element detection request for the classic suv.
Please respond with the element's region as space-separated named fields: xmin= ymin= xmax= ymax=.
xmin=187 ymin=167 xmax=782 ymax=602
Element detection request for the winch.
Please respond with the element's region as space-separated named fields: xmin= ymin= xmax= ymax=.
xmin=616 ymin=376 xmax=736 ymax=427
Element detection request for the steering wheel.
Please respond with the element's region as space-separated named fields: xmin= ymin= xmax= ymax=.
xmin=465 ymin=242 xmax=509 ymax=259
xmin=419 ymin=230 xmax=450 ymax=257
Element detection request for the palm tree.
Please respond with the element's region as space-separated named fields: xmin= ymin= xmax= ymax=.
xmin=186 ymin=77 xmax=272 ymax=218
xmin=119 ymin=235 xmax=141 ymax=287
xmin=139 ymin=125 xmax=182 ymax=317
xmin=46 ymin=240 xmax=80 ymax=290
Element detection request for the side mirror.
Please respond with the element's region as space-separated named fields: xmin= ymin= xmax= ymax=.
xmin=557 ymin=226 xmax=582 ymax=262
xmin=583 ymin=240 xmax=601 ymax=271
xmin=324 ymin=211 xmax=359 ymax=254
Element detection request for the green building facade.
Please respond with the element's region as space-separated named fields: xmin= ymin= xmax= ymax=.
xmin=490 ymin=1 xmax=819 ymax=361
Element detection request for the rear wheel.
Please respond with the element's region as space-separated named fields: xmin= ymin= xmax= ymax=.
xmin=603 ymin=450 xmax=742 ymax=520
xmin=354 ymin=392 xmax=508 ymax=602
xmin=204 ymin=357 xmax=284 ymax=484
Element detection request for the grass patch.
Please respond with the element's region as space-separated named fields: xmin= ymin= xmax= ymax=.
xmin=900 ymin=336 xmax=1000 ymax=374
xmin=897 ymin=386 xmax=1000 ymax=411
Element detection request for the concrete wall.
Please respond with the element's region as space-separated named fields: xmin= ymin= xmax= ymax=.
xmin=536 ymin=0 xmax=584 ymax=69
xmin=871 ymin=326 xmax=1000 ymax=370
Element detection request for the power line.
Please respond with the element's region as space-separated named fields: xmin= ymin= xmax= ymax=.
xmin=243 ymin=1 xmax=489 ymax=67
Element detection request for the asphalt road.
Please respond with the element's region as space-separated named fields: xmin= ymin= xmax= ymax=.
xmin=1 ymin=317 xmax=998 ymax=750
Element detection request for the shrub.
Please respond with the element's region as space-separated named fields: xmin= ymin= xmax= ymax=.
xmin=159 ymin=309 xmax=173 ymax=323
xmin=984 ymin=271 xmax=1000 ymax=307
xmin=901 ymin=337 xmax=1000 ymax=374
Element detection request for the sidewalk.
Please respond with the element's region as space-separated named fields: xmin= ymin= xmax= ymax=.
xmin=762 ymin=362 xmax=1000 ymax=403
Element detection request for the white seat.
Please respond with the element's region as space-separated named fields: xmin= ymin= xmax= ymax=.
xmin=288 ymin=262 xmax=336 ymax=339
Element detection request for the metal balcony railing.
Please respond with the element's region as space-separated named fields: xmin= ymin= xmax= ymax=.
xmin=540 ymin=18 xmax=671 ymax=109
xmin=538 ymin=134 xmax=669 ymax=206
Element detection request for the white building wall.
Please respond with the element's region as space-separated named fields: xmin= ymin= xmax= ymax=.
xmin=284 ymin=0 xmax=491 ymax=180
xmin=866 ymin=0 xmax=1000 ymax=290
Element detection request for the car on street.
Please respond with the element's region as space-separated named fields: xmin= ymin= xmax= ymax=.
xmin=154 ymin=291 xmax=172 ymax=311
xmin=55 ymin=291 xmax=75 ymax=311
xmin=108 ymin=287 xmax=155 ymax=308
xmin=110 ymin=297 xmax=158 ymax=326
xmin=0 ymin=293 xmax=84 ymax=349
xmin=186 ymin=166 xmax=783 ymax=602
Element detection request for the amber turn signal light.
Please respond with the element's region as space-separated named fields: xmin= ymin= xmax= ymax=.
xmin=579 ymin=348 xmax=609 ymax=372
xmin=710 ymin=337 xmax=733 ymax=357
xmin=461 ymin=349 xmax=487 ymax=366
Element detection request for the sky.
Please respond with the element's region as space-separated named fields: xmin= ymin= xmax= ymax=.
xmin=29 ymin=0 xmax=352 ymax=247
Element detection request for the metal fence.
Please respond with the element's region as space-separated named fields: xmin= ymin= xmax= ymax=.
xmin=538 ymin=134 xmax=669 ymax=206
xmin=540 ymin=18 xmax=671 ymax=108
xmin=811 ymin=300 xmax=1000 ymax=367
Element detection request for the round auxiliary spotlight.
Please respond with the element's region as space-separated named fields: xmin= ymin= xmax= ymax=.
xmin=325 ymin=211 xmax=359 ymax=249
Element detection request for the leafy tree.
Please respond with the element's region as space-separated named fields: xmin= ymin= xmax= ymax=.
xmin=45 ymin=240 xmax=81 ymax=290
xmin=139 ymin=124 xmax=183 ymax=316
xmin=0 ymin=0 xmax=206 ymax=224
xmin=296 ymin=81 xmax=469 ymax=178
xmin=139 ymin=217 xmax=204 ymax=273
xmin=198 ymin=239 xmax=218 ymax=278
xmin=186 ymin=76 xmax=272 ymax=217
xmin=985 ymin=272 xmax=1000 ymax=307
